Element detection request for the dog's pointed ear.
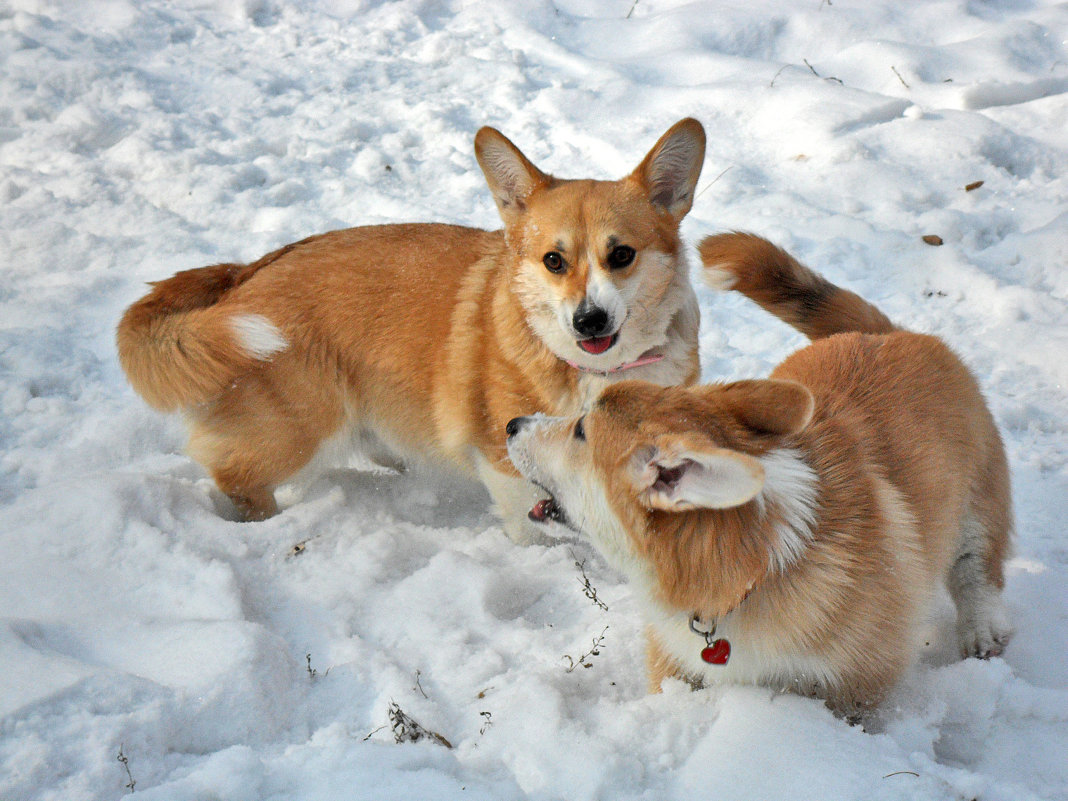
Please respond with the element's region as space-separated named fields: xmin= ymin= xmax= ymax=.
xmin=475 ymin=127 xmax=551 ymax=225
xmin=630 ymin=437 xmax=765 ymax=512
xmin=630 ymin=118 xmax=706 ymax=221
xmin=716 ymin=379 xmax=815 ymax=438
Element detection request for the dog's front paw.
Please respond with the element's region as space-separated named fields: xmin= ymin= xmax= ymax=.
xmin=957 ymin=593 xmax=1013 ymax=659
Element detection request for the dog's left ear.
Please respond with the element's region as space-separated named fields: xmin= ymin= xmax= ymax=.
xmin=631 ymin=118 xmax=706 ymax=221
xmin=630 ymin=436 xmax=765 ymax=512
xmin=716 ymin=379 xmax=815 ymax=438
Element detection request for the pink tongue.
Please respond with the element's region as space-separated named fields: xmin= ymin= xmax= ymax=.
xmin=530 ymin=499 xmax=553 ymax=521
xmin=579 ymin=335 xmax=614 ymax=355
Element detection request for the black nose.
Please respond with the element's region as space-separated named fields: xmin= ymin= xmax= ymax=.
xmin=572 ymin=302 xmax=611 ymax=337
xmin=506 ymin=417 xmax=525 ymax=437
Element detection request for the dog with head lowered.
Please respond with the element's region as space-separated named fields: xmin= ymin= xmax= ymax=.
xmin=117 ymin=120 xmax=706 ymax=541
xmin=507 ymin=232 xmax=1012 ymax=715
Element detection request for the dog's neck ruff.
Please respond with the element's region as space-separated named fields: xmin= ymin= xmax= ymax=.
xmin=564 ymin=348 xmax=665 ymax=375
xmin=689 ymin=456 xmax=818 ymax=667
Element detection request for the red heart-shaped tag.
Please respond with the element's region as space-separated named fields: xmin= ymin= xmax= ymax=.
xmin=700 ymin=638 xmax=731 ymax=665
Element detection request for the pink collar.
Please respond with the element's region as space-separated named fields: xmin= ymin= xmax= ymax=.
xmin=564 ymin=349 xmax=665 ymax=375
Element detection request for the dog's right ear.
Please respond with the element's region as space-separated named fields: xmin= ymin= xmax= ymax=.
xmin=475 ymin=127 xmax=551 ymax=226
xmin=629 ymin=436 xmax=765 ymax=512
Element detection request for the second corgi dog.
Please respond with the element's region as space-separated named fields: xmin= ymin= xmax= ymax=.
xmin=117 ymin=120 xmax=706 ymax=541
xmin=507 ymin=233 xmax=1012 ymax=714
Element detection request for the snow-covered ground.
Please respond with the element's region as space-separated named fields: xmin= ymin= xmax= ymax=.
xmin=2 ymin=1 xmax=1066 ymax=799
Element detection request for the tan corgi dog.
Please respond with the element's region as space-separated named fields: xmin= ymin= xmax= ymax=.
xmin=506 ymin=232 xmax=1012 ymax=714
xmin=117 ymin=119 xmax=706 ymax=540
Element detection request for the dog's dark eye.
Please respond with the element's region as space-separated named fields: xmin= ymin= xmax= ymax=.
xmin=573 ymin=417 xmax=586 ymax=441
xmin=607 ymin=245 xmax=636 ymax=269
xmin=543 ymin=252 xmax=565 ymax=273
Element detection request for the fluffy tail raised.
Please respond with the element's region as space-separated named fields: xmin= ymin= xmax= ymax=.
xmin=117 ymin=247 xmax=291 ymax=411
xmin=699 ymin=232 xmax=895 ymax=340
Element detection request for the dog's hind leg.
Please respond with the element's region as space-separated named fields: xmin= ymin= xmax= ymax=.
xmin=187 ymin=423 xmax=283 ymax=521
xmin=220 ymin=483 xmax=279 ymax=522
xmin=948 ymin=448 xmax=1013 ymax=659
xmin=188 ymin=370 xmax=345 ymax=522
xmin=191 ymin=422 xmax=315 ymax=521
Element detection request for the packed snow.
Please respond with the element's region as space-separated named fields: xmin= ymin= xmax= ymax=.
xmin=1 ymin=1 xmax=1066 ymax=799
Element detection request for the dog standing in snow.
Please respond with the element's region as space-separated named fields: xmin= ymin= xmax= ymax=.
xmin=507 ymin=232 xmax=1012 ymax=714
xmin=118 ymin=120 xmax=707 ymax=541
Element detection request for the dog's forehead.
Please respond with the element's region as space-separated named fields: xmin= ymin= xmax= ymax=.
xmin=523 ymin=181 xmax=663 ymax=251
xmin=594 ymin=381 xmax=676 ymax=424
xmin=593 ymin=383 xmax=738 ymax=440
xmin=587 ymin=385 xmax=668 ymax=452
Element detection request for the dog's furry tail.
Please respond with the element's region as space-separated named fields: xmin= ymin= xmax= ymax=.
xmin=117 ymin=254 xmax=288 ymax=411
xmin=699 ymin=232 xmax=896 ymax=340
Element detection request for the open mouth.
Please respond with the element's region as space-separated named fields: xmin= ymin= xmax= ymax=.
xmin=577 ymin=332 xmax=619 ymax=355
xmin=528 ymin=493 xmax=569 ymax=527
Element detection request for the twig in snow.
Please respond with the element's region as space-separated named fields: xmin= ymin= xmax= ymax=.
xmin=564 ymin=625 xmax=609 ymax=672
xmin=479 ymin=710 xmax=493 ymax=735
xmin=695 ymin=165 xmax=735 ymax=200
xmin=414 ymin=669 xmax=429 ymax=699
xmin=117 ymin=744 xmax=136 ymax=793
xmin=362 ymin=724 xmax=387 ymax=742
xmin=804 ymin=59 xmax=843 ymax=85
xmin=882 ymin=771 xmax=920 ymax=778
xmin=572 ymin=551 xmax=608 ymax=611
xmin=305 ymin=652 xmax=330 ymax=681
xmin=891 ymin=65 xmax=910 ymax=89
xmin=388 ymin=701 xmax=453 ymax=748
xmin=626 ymin=0 xmax=639 ymax=19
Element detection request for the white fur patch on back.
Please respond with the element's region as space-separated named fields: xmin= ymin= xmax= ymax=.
xmin=231 ymin=313 xmax=288 ymax=359
xmin=758 ymin=449 xmax=819 ymax=572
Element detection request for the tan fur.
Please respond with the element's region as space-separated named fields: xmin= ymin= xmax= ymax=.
xmin=700 ymin=231 xmax=895 ymax=339
xmin=507 ymin=232 xmax=1012 ymax=714
xmin=117 ymin=120 xmax=706 ymax=535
